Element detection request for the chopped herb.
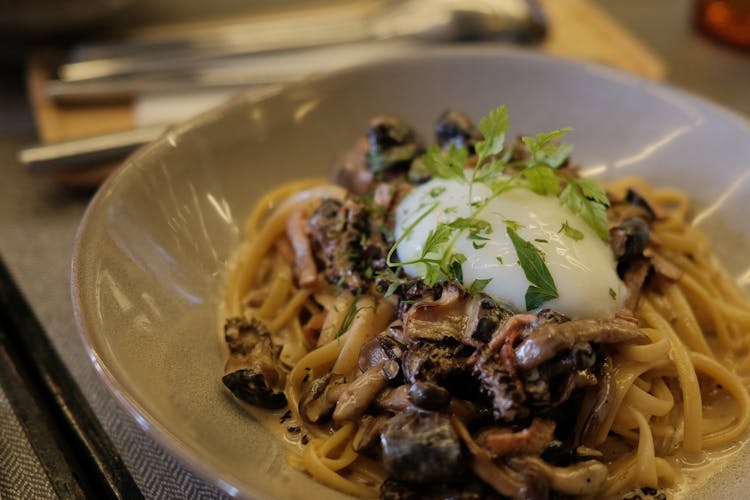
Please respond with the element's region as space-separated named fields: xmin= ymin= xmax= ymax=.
xmin=534 ymin=239 xmax=548 ymax=244
xmin=496 ymin=256 xmax=504 ymax=264
xmin=507 ymin=227 xmax=559 ymax=310
xmin=559 ymin=221 xmax=584 ymax=241
xmin=383 ymin=281 xmax=400 ymax=298
xmin=335 ymin=296 xmax=360 ymax=338
xmin=472 ymin=240 xmax=487 ymax=250
xmin=504 ymin=219 xmax=523 ymax=232
xmin=422 ymin=144 xmax=468 ymax=182
xmin=422 ymin=223 xmax=453 ymax=258
xmin=448 ymin=253 xmax=465 ymax=282
xmin=475 ymin=105 xmax=509 ymax=163
xmin=559 ymin=178 xmax=610 ymax=242
xmin=522 ymin=127 xmax=574 ymax=168
xmin=468 ymin=278 xmax=492 ymax=295
xmin=521 ymin=165 xmax=561 ymax=196
xmin=429 ymin=186 xmax=447 ymax=197
xmin=609 ymin=288 xmax=617 ymax=300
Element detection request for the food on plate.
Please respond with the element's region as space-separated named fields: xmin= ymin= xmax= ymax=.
xmin=221 ymin=105 xmax=750 ymax=498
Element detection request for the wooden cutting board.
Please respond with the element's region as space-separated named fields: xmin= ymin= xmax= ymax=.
xmin=25 ymin=0 xmax=666 ymax=187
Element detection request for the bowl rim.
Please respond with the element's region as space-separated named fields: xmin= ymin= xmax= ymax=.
xmin=70 ymin=44 xmax=750 ymax=499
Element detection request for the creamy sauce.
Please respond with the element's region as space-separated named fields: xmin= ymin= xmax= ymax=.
xmin=395 ymin=176 xmax=626 ymax=318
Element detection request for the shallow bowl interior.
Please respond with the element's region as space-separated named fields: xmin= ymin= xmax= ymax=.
xmin=72 ymin=47 xmax=750 ymax=499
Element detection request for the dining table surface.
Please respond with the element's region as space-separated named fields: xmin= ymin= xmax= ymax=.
xmin=0 ymin=0 xmax=748 ymax=498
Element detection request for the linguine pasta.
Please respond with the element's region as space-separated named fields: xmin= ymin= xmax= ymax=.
xmin=220 ymin=110 xmax=750 ymax=499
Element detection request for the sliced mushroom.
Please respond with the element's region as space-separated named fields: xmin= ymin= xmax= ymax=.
xmin=299 ymin=372 xmax=346 ymax=424
xmin=402 ymin=284 xmax=469 ymax=343
xmin=375 ymin=384 xmax=412 ymax=413
xmin=514 ymin=317 xmax=649 ymax=370
xmin=222 ymin=317 xmax=287 ymax=409
xmin=358 ymin=334 xmax=405 ymax=373
xmin=509 ymin=456 xmax=608 ymax=496
xmin=577 ymin=356 xmax=615 ymax=447
xmin=332 ymin=364 xmax=389 ymax=424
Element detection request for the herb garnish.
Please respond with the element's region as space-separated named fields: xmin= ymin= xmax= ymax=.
xmin=609 ymin=287 xmax=617 ymax=300
xmin=559 ymin=221 xmax=584 ymax=241
xmin=389 ymin=105 xmax=610 ymax=309
xmin=335 ymin=296 xmax=360 ymax=339
xmin=507 ymin=227 xmax=560 ymax=310
xmin=468 ymin=278 xmax=492 ymax=295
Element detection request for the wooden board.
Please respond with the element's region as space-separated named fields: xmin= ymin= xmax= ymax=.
xmin=25 ymin=0 xmax=666 ymax=187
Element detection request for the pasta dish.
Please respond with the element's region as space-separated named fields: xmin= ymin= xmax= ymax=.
xmin=220 ymin=106 xmax=750 ymax=499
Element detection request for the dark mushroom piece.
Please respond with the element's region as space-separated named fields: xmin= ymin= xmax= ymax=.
xmin=222 ymin=317 xmax=287 ymax=409
xmin=380 ymin=410 xmax=464 ymax=484
xmin=308 ymin=197 xmax=387 ymax=293
xmin=611 ymin=216 xmax=651 ymax=263
xmin=626 ymin=188 xmax=657 ymax=222
xmin=472 ymin=348 xmax=528 ymax=422
xmin=407 ymin=381 xmax=451 ymax=411
xmin=365 ymin=115 xmax=424 ymax=175
xmin=463 ymin=293 xmax=514 ymax=346
xmin=434 ymin=109 xmax=481 ymax=152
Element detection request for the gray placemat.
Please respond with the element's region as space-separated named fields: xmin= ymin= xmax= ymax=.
xmin=0 ymin=95 xmax=230 ymax=500
xmin=0 ymin=388 xmax=58 ymax=500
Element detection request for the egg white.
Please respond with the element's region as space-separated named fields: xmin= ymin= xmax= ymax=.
xmin=394 ymin=176 xmax=626 ymax=318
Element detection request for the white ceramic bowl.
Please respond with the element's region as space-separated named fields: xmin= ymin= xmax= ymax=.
xmin=72 ymin=47 xmax=750 ymax=499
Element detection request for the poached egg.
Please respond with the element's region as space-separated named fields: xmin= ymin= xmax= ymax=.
xmin=394 ymin=176 xmax=625 ymax=318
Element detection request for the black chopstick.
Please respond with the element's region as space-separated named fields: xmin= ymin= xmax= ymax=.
xmin=0 ymin=257 xmax=143 ymax=500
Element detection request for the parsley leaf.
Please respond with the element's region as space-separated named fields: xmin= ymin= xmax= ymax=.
xmin=559 ymin=221 xmax=584 ymax=241
xmin=521 ymin=165 xmax=561 ymax=196
xmin=422 ymin=144 xmax=468 ymax=182
xmin=559 ymin=178 xmax=610 ymax=242
xmin=609 ymin=287 xmax=617 ymax=300
xmin=507 ymin=227 xmax=559 ymax=310
xmin=421 ymin=223 xmax=453 ymax=259
xmin=475 ymin=105 xmax=509 ymax=163
xmin=468 ymin=278 xmax=492 ymax=295
xmin=448 ymin=253 xmax=466 ymax=282
xmin=522 ymin=128 xmax=573 ymax=168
